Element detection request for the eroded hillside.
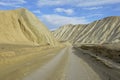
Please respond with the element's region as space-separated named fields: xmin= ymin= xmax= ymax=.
xmin=0 ymin=8 xmax=57 ymax=46
xmin=53 ymin=16 xmax=120 ymax=46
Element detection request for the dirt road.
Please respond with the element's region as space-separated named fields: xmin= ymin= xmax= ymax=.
xmin=1 ymin=46 xmax=120 ymax=80
xmin=23 ymin=46 xmax=103 ymax=80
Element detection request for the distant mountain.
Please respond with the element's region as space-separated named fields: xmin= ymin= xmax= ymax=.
xmin=0 ymin=8 xmax=57 ymax=46
xmin=53 ymin=16 xmax=120 ymax=46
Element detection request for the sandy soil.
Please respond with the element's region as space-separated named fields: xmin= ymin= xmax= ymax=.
xmin=23 ymin=47 xmax=69 ymax=80
xmin=0 ymin=44 xmax=63 ymax=80
xmin=23 ymin=46 xmax=102 ymax=80
xmin=0 ymin=45 xmax=120 ymax=80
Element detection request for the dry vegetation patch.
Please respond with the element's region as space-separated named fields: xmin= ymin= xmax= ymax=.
xmin=80 ymin=45 xmax=120 ymax=63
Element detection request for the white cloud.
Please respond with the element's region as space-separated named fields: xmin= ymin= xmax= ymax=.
xmin=14 ymin=5 xmax=22 ymax=8
xmin=33 ymin=10 xmax=41 ymax=14
xmin=40 ymin=14 xmax=89 ymax=28
xmin=54 ymin=8 xmax=74 ymax=15
xmin=0 ymin=0 xmax=26 ymax=6
xmin=86 ymin=13 xmax=103 ymax=18
xmin=83 ymin=6 xmax=103 ymax=10
xmin=37 ymin=0 xmax=66 ymax=6
xmin=37 ymin=0 xmax=120 ymax=7
xmin=50 ymin=28 xmax=57 ymax=31
xmin=78 ymin=0 xmax=120 ymax=7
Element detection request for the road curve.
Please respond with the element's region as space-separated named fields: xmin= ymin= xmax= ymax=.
xmin=22 ymin=46 xmax=102 ymax=80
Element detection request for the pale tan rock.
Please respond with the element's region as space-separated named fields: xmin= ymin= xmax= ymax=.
xmin=53 ymin=16 xmax=120 ymax=46
xmin=0 ymin=8 xmax=57 ymax=46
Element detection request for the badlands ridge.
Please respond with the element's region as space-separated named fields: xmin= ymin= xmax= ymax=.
xmin=53 ymin=16 xmax=120 ymax=46
xmin=0 ymin=8 xmax=57 ymax=46
xmin=0 ymin=8 xmax=120 ymax=80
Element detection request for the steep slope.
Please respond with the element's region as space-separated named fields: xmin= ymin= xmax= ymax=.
xmin=0 ymin=8 xmax=57 ymax=46
xmin=53 ymin=16 xmax=120 ymax=45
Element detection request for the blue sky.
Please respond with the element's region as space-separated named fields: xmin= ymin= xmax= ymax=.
xmin=0 ymin=0 xmax=120 ymax=30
